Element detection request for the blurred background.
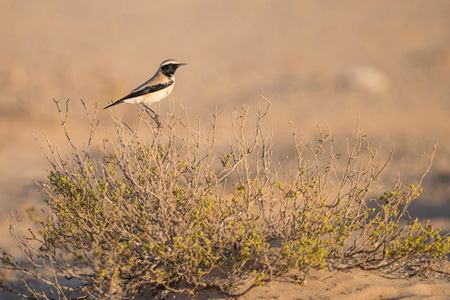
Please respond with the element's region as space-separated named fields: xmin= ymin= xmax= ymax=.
xmin=1 ymin=0 xmax=450 ymax=256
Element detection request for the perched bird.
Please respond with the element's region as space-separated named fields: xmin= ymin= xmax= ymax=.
xmin=104 ymin=59 xmax=186 ymax=110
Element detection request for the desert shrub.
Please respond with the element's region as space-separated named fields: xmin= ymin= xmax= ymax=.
xmin=1 ymin=99 xmax=449 ymax=299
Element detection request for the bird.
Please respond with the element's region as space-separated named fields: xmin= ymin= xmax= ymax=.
xmin=104 ymin=59 xmax=186 ymax=112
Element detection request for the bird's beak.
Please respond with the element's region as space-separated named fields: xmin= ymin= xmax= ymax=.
xmin=178 ymin=63 xmax=187 ymax=66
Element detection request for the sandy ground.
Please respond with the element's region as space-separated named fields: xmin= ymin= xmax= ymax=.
xmin=238 ymin=269 xmax=450 ymax=300
xmin=1 ymin=1 xmax=450 ymax=299
xmin=162 ymin=268 xmax=450 ymax=300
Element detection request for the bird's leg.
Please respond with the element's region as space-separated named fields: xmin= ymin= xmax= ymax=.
xmin=142 ymin=104 xmax=162 ymax=128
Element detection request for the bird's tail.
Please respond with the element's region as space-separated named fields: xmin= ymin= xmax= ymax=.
xmin=104 ymin=100 xmax=123 ymax=110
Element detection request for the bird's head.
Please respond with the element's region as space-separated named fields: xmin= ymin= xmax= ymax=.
xmin=159 ymin=59 xmax=186 ymax=77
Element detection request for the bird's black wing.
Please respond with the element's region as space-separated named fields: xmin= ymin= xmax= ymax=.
xmin=104 ymin=80 xmax=174 ymax=109
xmin=119 ymin=80 xmax=174 ymax=101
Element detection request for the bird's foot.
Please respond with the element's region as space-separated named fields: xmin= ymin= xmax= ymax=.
xmin=142 ymin=105 xmax=162 ymax=128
